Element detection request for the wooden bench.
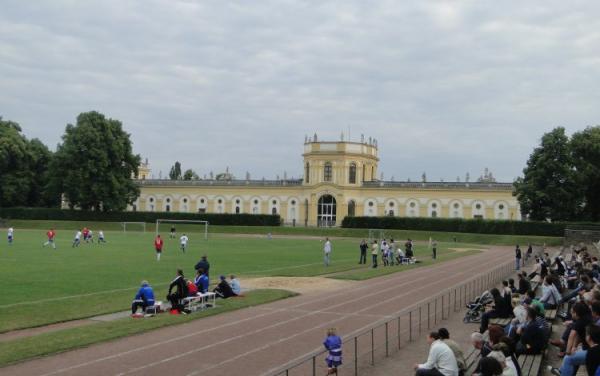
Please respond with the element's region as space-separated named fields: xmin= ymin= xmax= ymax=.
xmin=518 ymin=353 xmax=543 ymax=376
xmin=181 ymin=292 xmax=216 ymax=312
xmin=489 ymin=317 xmax=512 ymax=327
xmin=545 ymin=309 xmax=557 ymax=321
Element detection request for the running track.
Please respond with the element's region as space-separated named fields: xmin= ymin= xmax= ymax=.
xmin=3 ymin=246 xmax=513 ymax=376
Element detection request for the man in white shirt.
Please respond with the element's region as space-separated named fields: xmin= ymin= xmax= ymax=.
xmin=180 ymin=234 xmax=189 ymax=253
xmin=7 ymin=227 xmax=14 ymax=245
xmin=98 ymin=230 xmax=106 ymax=243
xmin=323 ymin=238 xmax=332 ymax=266
xmin=414 ymin=331 xmax=459 ymax=376
xmin=72 ymin=230 xmax=82 ymax=248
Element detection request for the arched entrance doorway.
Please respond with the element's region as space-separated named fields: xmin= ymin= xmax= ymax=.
xmin=318 ymin=195 xmax=337 ymax=227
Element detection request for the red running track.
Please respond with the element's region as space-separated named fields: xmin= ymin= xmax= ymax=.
xmin=2 ymin=246 xmax=513 ymax=376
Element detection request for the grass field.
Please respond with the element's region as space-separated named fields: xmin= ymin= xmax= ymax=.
xmin=0 ymin=226 xmax=487 ymax=333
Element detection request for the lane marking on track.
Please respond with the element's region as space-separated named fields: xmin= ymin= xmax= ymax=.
xmin=114 ymin=253 xmax=509 ymax=376
xmin=32 ymin=250 xmax=509 ymax=376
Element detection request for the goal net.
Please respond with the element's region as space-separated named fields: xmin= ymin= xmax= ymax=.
xmin=121 ymin=222 xmax=147 ymax=233
xmin=155 ymin=219 xmax=209 ymax=240
xmin=367 ymin=229 xmax=388 ymax=244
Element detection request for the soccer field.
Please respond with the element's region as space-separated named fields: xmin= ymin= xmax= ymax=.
xmin=0 ymin=227 xmax=481 ymax=333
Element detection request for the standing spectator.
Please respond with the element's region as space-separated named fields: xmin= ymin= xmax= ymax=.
xmin=382 ymin=240 xmax=389 ymax=266
xmin=406 ymin=238 xmax=414 ymax=258
xmin=515 ymin=245 xmax=522 ymax=271
xmin=170 ymin=225 xmax=176 ymax=239
xmin=131 ymin=280 xmax=155 ymax=314
xmin=371 ymin=240 xmax=379 ymax=268
xmin=359 ymin=239 xmax=368 ymax=264
xmin=526 ymin=243 xmax=533 ymax=264
xmin=43 ymin=228 xmax=57 ymax=249
xmin=438 ymin=328 xmax=466 ymax=375
xmin=323 ymin=328 xmax=342 ymax=375
xmin=154 ymin=234 xmax=164 ymax=261
xmin=194 ymin=255 xmax=210 ymax=277
xmin=414 ymin=331 xmax=459 ymax=376
xmin=7 ymin=227 xmax=14 ymax=245
xmin=230 ymin=274 xmax=241 ymax=295
xmin=432 ymin=239 xmax=438 ymax=260
xmin=389 ymin=239 xmax=396 ymax=266
xmin=323 ymin=237 xmax=332 ymax=266
xmin=167 ymin=269 xmax=187 ymax=313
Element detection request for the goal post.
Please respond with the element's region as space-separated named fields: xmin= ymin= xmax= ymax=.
xmin=121 ymin=222 xmax=147 ymax=233
xmin=155 ymin=219 xmax=209 ymax=240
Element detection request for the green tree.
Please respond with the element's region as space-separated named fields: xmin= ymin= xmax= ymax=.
xmin=513 ymin=127 xmax=581 ymax=221
xmin=183 ymin=169 xmax=199 ymax=180
xmin=169 ymin=161 xmax=182 ymax=180
xmin=570 ymin=126 xmax=600 ymax=221
xmin=0 ymin=117 xmax=55 ymax=207
xmin=48 ymin=111 xmax=140 ymax=211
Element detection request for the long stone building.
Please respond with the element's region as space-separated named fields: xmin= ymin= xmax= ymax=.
xmin=132 ymin=137 xmax=520 ymax=226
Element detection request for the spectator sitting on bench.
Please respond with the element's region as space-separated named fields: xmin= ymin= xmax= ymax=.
xmin=471 ymin=332 xmax=492 ymax=358
xmin=539 ymin=276 xmax=561 ymax=309
xmin=549 ymin=302 xmax=593 ymax=373
xmin=194 ymin=268 xmax=209 ymax=294
xmin=414 ymin=331 xmax=459 ymax=376
xmin=473 ymin=325 xmax=505 ymax=375
xmin=214 ymin=275 xmax=236 ymax=299
xmin=494 ymin=339 xmax=521 ymax=376
xmin=515 ymin=306 xmax=546 ymax=355
xmin=132 ymin=280 xmax=155 ymax=315
xmin=508 ymin=279 xmax=517 ymax=294
xmin=584 ymin=324 xmax=600 ymax=376
xmin=437 ymin=328 xmax=466 ymax=375
xmin=167 ymin=269 xmax=188 ymax=313
xmin=230 ymin=274 xmax=241 ymax=296
xmin=187 ymin=278 xmax=198 ymax=296
xmin=486 ymin=350 xmax=516 ymax=376
xmin=517 ymin=272 xmax=531 ymax=296
xmin=480 ymin=288 xmax=511 ymax=334
xmin=478 ymin=353 xmax=507 ymax=376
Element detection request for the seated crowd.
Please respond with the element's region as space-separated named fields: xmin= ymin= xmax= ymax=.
xmin=416 ymin=245 xmax=600 ymax=376
xmin=132 ymin=255 xmax=243 ymax=315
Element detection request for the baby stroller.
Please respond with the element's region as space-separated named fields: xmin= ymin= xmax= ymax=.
xmin=463 ymin=290 xmax=493 ymax=323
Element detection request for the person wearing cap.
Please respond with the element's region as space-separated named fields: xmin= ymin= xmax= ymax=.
xmin=213 ymin=275 xmax=235 ymax=299
xmin=195 ymin=268 xmax=209 ymax=294
xmin=132 ymin=280 xmax=155 ymax=314
xmin=194 ymin=255 xmax=210 ymax=277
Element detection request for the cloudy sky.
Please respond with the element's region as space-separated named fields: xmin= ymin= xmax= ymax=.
xmin=1 ymin=1 xmax=599 ymax=182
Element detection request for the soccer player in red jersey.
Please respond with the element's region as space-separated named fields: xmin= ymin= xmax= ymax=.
xmin=154 ymin=234 xmax=164 ymax=261
xmin=43 ymin=229 xmax=56 ymax=249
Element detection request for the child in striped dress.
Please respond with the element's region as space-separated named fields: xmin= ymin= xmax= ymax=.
xmin=323 ymin=328 xmax=342 ymax=375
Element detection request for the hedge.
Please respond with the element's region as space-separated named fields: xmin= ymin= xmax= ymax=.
xmin=0 ymin=208 xmax=281 ymax=226
xmin=341 ymin=216 xmax=568 ymax=237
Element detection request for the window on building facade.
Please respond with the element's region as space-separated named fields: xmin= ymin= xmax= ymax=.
xmin=324 ymin=162 xmax=332 ymax=182
xmin=349 ymin=163 xmax=356 ymax=184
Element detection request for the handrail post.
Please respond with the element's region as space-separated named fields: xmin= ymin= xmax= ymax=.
xmin=385 ymin=322 xmax=389 ymax=357
xmin=427 ymin=301 xmax=431 ymax=329
xmin=312 ymin=356 xmax=316 ymax=376
xmin=419 ymin=306 xmax=422 ymax=334
xmin=448 ymin=291 xmax=451 ymax=318
xmin=354 ymin=336 xmax=358 ymax=376
xmin=409 ymin=310 xmax=413 ymax=341
xmin=371 ymin=328 xmax=375 ymax=365
xmin=398 ymin=316 xmax=402 ymax=349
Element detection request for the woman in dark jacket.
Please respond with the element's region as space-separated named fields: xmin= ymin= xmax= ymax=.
xmin=167 ymin=269 xmax=188 ymax=312
xmin=480 ymin=288 xmax=510 ymax=333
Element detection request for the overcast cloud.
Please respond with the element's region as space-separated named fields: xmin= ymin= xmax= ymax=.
xmin=1 ymin=1 xmax=599 ymax=182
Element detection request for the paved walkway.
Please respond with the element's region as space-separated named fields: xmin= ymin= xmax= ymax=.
xmin=2 ymin=247 xmax=514 ymax=376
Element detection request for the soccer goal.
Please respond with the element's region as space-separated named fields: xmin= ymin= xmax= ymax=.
xmin=367 ymin=229 xmax=388 ymax=244
xmin=121 ymin=222 xmax=147 ymax=233
xmin=155 ymin=219 xmax=209 ymax=240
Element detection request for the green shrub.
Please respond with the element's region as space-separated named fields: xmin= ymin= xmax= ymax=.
xmin=341 ymin=216 xmax=568 ymax=236
xmin=0 ymin=207 xmax=281 ymax=226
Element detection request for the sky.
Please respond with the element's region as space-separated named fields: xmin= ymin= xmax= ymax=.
xmin=1 ymin=1 xmax=599 ymax=182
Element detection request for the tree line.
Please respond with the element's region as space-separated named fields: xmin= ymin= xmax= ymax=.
xmin=0 ymin=111 xmax=140 ymax=212
xmin=514 ymin=126 xmax=600 ymax=222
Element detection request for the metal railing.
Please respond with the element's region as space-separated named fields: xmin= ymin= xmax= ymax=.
xmin=264 ymin=260 xmax=514 ymax=376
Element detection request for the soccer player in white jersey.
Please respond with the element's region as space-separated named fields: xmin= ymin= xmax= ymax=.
xmin=98 ymin=230 xmax=106 ymax=243
xmin=72 ymin=230 xmax=82 ymax=248
xmin=7 ymin=227 xmax=14 ymax=245
xmin=180 ymin=233 xmax=189 ymax=253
